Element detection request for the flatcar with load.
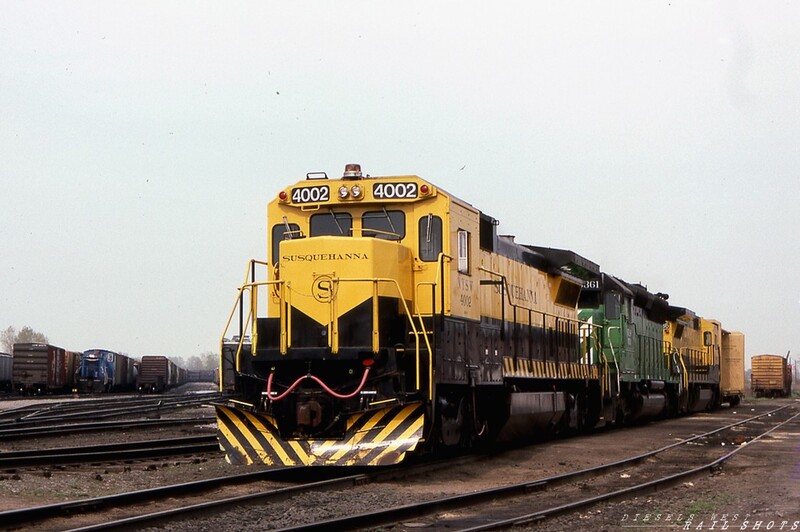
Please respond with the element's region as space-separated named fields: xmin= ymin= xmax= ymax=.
xmin=751 ymin=353 xmax=792 ymax=398
xmin=215 ymin=164 xmax=744 ymax=468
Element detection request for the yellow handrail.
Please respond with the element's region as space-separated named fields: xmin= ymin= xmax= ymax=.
xmin=478 ymin=266 xmax=597 ymax=327
xmin=218 ymin=286 xmax=253 ymax=391
xmin=678 ymin=349 xmax=689 ymax=390
xmin=478 ymin=265 xmax=602 ymax=366
xmin=220 ymin=259 xmax=442 ymax=400
xmin=414 ymin=253 xmax=452 ymax=316
xmin=218 ymin=277 xmax=285 ymax=390
xmin=323 ymin=276 xmax=433 ymax=397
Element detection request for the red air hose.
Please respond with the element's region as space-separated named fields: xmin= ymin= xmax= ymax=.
xmin=266 ymin=367 xmax=371 ymax=401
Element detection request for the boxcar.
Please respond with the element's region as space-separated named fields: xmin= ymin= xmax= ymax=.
xmin=0 ymin=352 xmax=12 ymax=393
xmin=751 ymin=354 xmax=792 ymax=398
xmin=12 ymin=343 xmax=77 ymax=395
xmin=188 ymin=369 xmax=218 ymax=383
xmin=137 ymin=355 xmax=168 ymax=392
xmin=137 ymin=355 xmax=185 ymax=392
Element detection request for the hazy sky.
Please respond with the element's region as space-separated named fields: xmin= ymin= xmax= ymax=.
xmin=1 ymin=2 xmax=798 ymax=367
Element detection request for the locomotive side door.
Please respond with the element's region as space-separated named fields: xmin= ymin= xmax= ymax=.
xmin=448 ymin=202 xmax=495 ymax=383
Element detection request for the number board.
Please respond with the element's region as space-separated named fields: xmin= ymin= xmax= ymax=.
xmin=372 ymin=182 xmax=418 ymax=200
xmin=291 ymin=186 xmax=330 ymax=204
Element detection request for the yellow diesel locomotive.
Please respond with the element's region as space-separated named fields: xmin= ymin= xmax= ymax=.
xmin=215 ymin=164 xmax=603 ymax=466
xmin=215 ymin=164 xmax=744 ymax=467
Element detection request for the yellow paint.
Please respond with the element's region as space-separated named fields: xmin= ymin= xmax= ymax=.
xmin=242 ymin=409 xmax=300 ymax=466
xmin=216 ymin=408 xmax=258 ymax=465
xmin=368 ymin=414 xmax=425 ymax=466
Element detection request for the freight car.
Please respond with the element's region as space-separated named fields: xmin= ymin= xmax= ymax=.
xmin=751 ymin=353 xmax=793 ymax=398
xmin=12 ymin=343 xmax=77 ymax=395
xmin=0 ymin=352 xmax=11 ymax=394
xmin=137 ymin=355 xmax=186 ymax=392
xmin=187 ymin=369 xmax=219 ymax=383
xmin=721 ymin=331 xmax=745 ymax=406
xmin=215 ymin=164 xmax=742 ymax=468
xmin=75 ymin=349 xmax=138 ymax=393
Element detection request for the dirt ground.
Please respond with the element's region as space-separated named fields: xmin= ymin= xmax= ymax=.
xmin=0 ymin=383 xmax=235 ymax=513
xmin=175 ymin=398 xmax=800 ymax=532
xmin=1 ymin=394 xmax=798 ymax=531
xmin=541 ymin=400 xmax=800 ymax=532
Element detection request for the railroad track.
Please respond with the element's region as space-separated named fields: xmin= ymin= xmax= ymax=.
xmin=0 ymin=394 xmax=220 ymax=440
xmin=1 ymin=467 xmax=369 ymax=530
xmin=0 ymin=435 xmax=220 ymax=468
xmin=0 ymin=395 xmax=167 ymax=420
xmin=3 ymin=404 xmax=795 ymax=530
xmin=0 ymin=393 xmax=223 ymax=428
xmin=291 ymin=404 xmax=800 ymax=531
xmin=0 ymin=416 xmax=217 ymax=441
xmin=0 ymin=452 xmax=485 ymax=530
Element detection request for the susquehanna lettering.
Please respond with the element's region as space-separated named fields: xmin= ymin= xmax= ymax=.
xmin=494 ymin=282 xmax=537 ymax=304
xmin=282 ymin=253 xmax=370 ymax=262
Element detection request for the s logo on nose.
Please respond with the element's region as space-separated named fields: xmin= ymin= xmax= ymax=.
xmin=312 ymin=275 xmax=333 ymax=302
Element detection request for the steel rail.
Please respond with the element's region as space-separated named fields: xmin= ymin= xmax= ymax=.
xmin=0 ymin=393 xmax=225 ymax=423
xmin=42 ymin=405 xmax=795 ymax=531
xmin=66 ymin=474 xmax=377 ymax=532
xmin=0 ymin=416 xmax=216 ymax=441
xmin=1 ymin=395 xmax=219 ymax=427
xmin=463 ymin=409 xmax=800 ymax=531
xmin=0 ymin=453 xmax=487 ymax=530
xmin=0 ymin=468 xmax=309 ymax=528
xmin=266 ymin=404 xmax=798 ymax=531
xmin=0 ymin=435 xmax=219 ymax=468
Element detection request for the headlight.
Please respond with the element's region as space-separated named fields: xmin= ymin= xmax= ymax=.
xmin=338 ymin=185 xmax=349 ymax=199
xmin=350 ymin=184 xmax=363 ymax=198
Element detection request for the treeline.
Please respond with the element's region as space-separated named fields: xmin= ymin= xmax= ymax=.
xmin=171 ymin=352 xmax=219 ymax=371
xmin=1 ymin=326 xmax=48 ymax=353
xmin=1 ymin=326 xmax=218 ymax=371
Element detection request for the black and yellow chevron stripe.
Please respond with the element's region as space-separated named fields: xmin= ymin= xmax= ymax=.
xmin=215 ymin=401 xmax=426 ymax=467
xmin=502 ymin=356 xmax=599 ymax=380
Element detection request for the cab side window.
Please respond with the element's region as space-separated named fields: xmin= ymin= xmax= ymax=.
xmin=419 ymin=215 xmax=442 ymax=262
xmin=271 ymin=223 xmax=300 ymax=264
xmin=457 ymin=229 xmax=470 ymax=273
